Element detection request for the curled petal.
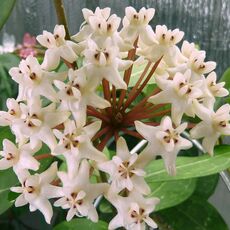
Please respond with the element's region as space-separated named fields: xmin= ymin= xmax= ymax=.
xmin=40 ymin=162 xmax=57 ymax=184
xmin=66 ymin=207 xmax=76 ymax=221
xmin=41 ymin=48 xmax=60 ymax=71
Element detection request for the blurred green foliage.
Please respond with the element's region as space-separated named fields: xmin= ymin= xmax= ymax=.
xmin=0 ymin=0 xmax=16 ymax=31
xmin=0 ymin=53 xmax=19 ymax=110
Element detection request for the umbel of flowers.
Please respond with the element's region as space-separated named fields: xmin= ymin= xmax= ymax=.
xmin=0 ymin=6 xmax=229 ymax=230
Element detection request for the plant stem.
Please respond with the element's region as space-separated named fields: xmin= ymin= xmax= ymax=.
xmin=102 ymin=79 xmax=111 ymax=102
xmin=123 ymin=113 xmax=150 ymax=123
xmin=112 ymin=85 xmax=117 ymax=111
xmin=53 ymin=0 xmax=70 ymax=40
xmin=122 ymin=57 xmax=162 ymax=111
xmin=150 ymin=109 xmax=171 ymax=117
xmin=123 ymin=38 xmax=139 ymax=85
xmin=121 ymin=128 xmax=142 ymax=139
xmin=54 ymin=123 xmax=64 ymax=130
xmin=92 ymin=126 xmax=111 ymax=141
xmin=128 ymin=87 xmax=161 ymax=113
xmin=53 ymin=0 xmax=77 ymax=69
xmin=102 ymin=79 xmax=112 ymax=114
xmin=127 ymin=103 xmax=152 ymax=114
xmin=124 ymin=108 xmax=170 ymax=123
xmin=63 ymin=59 xmax=76 ymax=69
xmin=51 ymin=179 xmax=61 ymax=186
xmin=187 ymin=123 xmax=196 ymax=129
xmin=35 ymin=154 xmax=53 ymax=160
xmin=143 ymin=121 xmax=160 ymax=126
xmin=146 ymin=104 xmax=167 ymax=112
xmin=114 ymin=130 xmax=119 ymax=142
xmin=121 ymin=61 xmax=152 ymax=111
xmin=97 ymin=132 xmax=113 ymax=151
xmin=87 ymin=106 xmax=110 ymax=123
xmin=117 ymin=38 xmax=138 ymax=109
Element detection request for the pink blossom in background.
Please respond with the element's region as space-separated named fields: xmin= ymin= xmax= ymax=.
xmin=23 ymin=33 xmax=36 ymax=47
xmin=18 ymin=33 xmax=37 ymax=58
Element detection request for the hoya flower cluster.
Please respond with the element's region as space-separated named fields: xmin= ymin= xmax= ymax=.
xmin=0 ymin=6 xmax=229 ymax=230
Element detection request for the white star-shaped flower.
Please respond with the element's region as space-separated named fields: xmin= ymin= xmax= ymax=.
xmin=138 ymin=25 xmax=184 ymax=66
xmin=135 ymin=116 xmax=192 ymax=175
xmin=190 ymin=102 xmax=230 ymax=155
xmin=74 ymin=6 xmax=112 ymax=43
xmin=83 ymin=38 xmax=132 ymax=89
xmin=54 ymin=160 xmax=108 ymax=222
xmin=120 ymin=7 xmax=156 ymax=45
xmin=169 ymin=41 xmax=216 ymax=81
xmin=205 ymin=72 xmax=229 ymax=98
xmin=73 ymin=8 xmax=129 ymax=50
xmin=12 ymin=99 xmax=70 ymax=150
xmin=11 ymin=162 xmax=62 ymax=224
xmin=108 ymin=191 xmax=159 ymax=230
xmin=200 ymin=71 xmax=229 ymax=109
xmin=167 ymin=41 xmax=216 ymax=82
xmin=82 ymin=7 xmax=111 ymax=23
xmin=0 ymin=98 xmax=21 ymax=126
xmin=98 ymin=137 xmax=150 ymax=195
xmin=54 ymin=68 xmax=110 ymax=126
xmin=0 ymin=140 xmax=40 ymax=173
xmin=187 ymin=50 xmax=216 ymax=81
xmin=37 ymin=25 xmax=80 ymax=70
xmin=181 ymin=40 xmax=197 ymax=59
xmin=9 ymin=55 xmax=67 ymax=101
xmin=53 ymin=120 xmax=106 ymax=173
xmin=71 ymin=7 xmax=109 ymax=52
xmin=149 ymin=69 xmax=203 ymax=125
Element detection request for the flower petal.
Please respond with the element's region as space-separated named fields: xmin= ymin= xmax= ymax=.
xmin=116 ymin=137 xmax=130 ymax=160
xmin=32 ymin=198 xmax=53 ymax=224
xmin=41 ymin=48 xmax=60 ymax=71
xmin=15 ymin=194 xmax=27 ymax=207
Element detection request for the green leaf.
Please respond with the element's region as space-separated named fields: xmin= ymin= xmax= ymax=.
xmin=157 ymin=196 xmax=228 ymax=230
xmin=0 ymin=53 xmax=19 ymax=109
xmin=77 ymin=56 xmax=84 ymax=68
xmin=8 ymin=190 xmax=19 ymax=201
xmin=59 ymin=161 xmax=67 ymax=172
xmin=0 ymin=53 xmax=20 ymax=69
xmin=142 ymin=83 xmax=157 ymax=96
xmin=35 ymin=144 xmax=54 ymax=173
xmin=179 ymin=145 xmax=199 ymax=157
xmin=148 ymin=178 xmax=197 ymax=211
xmin=54 ymin=218 xmax=108 ymax=230
xmin=193 ymin=174 xmax=219 ymax=199
xmin=0 ymin=169 xmax=18 ymax=215
xmin=56 ymin=61 xmax=68 ymax=72
xmin=0 ymin=0 xmax=16 ymax=31
xmin=145 ymin=145 xmax=230 ymax=182
xmin=0 ymin=126 xmax=15 ymax=148
xmin=99 ymin=198 xmax=113 ymax=214
xmin=103 ymin=147 xmax=116 ymax=160
xmin=219 ymin=68 xmax=230 ymax=91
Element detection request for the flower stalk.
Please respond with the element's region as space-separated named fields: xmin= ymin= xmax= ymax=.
xmin=53 ymin=0 xmax=70 ymax=40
